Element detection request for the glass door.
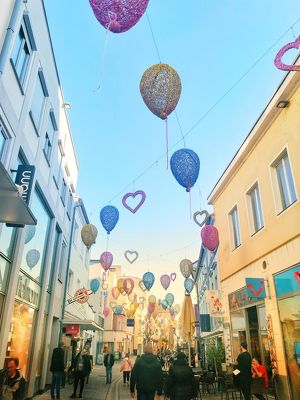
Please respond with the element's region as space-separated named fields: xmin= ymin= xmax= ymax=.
xmin=246 ymin=306 xmax=261 ymax=360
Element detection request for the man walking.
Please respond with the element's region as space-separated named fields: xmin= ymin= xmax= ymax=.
xmin=50 ymin=343 xmax=65 ymax=399
xmin=130 ymin=344 xmax=163 ymax=400
xmin=104 ymin=350 xmax=115 ymax=384
xmin=0 ymin=358 xmax=26 ymax=400
xmin=236 ymin=342 xmax=252 ymax=400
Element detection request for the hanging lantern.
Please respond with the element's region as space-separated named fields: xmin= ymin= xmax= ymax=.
xmin=201 ymin=225 xmax=219 ymax=252
xmin=89 ymin=0 xmax=149 ymax=33
xmin=148 ymin=295 xmax=156 ymax=304
xmin=140 ymin=64 xmax=181 ymax=120
xmin=184 ymin=278 xmax=194 ymax=294
xmin=26 ymin=249 xmax=40 ymax=269
xmin=123 ymin=278 xmax=134 ymax=294
xmin=160 ymin=274 xmax=171 ymax=290
xmin=111 ymin=286 xmax=120 ymax=300
xmin=100 ymin=205 xmax=119 ymax=234
xmin=170 ymin=149 xmax=200 ymax=192
xmin=81 ymin=224 xmax=98 ymax=247
xmin=142 ymin=272 xmax=155 ymax=291
xmin=25 ymin=225 xmax=36 ymax=244
xmin=103 ymin=306 xmax=110 ymax=317
xmin=90 ymin=279 xmax=100 ymax=293
xmin=180 ymin=259 xmax=193 ymax=278
xmin=165 ymin=293 xmax=174 ymax=307
xmin=100 ymin=251 xmax=113 ymax=271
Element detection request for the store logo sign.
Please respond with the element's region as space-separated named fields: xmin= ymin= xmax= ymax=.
xmin=16 ymin=274 xmax=39 ymax=308
xmin=15 ymin=165 xmax=35 ymax=205
xmin=245 ymin=278 xmax=266 ymax=299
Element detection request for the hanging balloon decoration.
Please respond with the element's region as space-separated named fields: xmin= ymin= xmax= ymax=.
xmin=160 ymin=274 xmax=171 ymax=290
xmin=124 ymin=250 xmax=139 ymax=264
xmin=174 ymin=304 xmax=181 ymax=314
xmin=103 ymin=290 xmax=108 ymax=297
xmin=148 ymin=295 xmax=156 ymax=304
xmin=113 ymin=305 xmax=123 ymax=315
xmin=180 ymin=259 xmax=193 ymax=278
xmin=111 ymin=286 xmax=120 ymax=300
xmin=142 ymin=272 xmax=155 ymax=291
xmin=165 ymin=293 xmax=174 ymax=307
xmin=170 ymin=272 xmax=177 ymax=281
xmin=89 ymin=0 xmax=149 ymax=33
xmin=193 ymin=210 xmax=209 ymax=228
xmin=117 ymin=278 xmax=126 ymax=295
xmin=90 ymin=279 xmax=100 ymax=293
xmin=122 ymin=190 xmax=146 ymax=214
xmin=170 ymin=149 xmax=200 ymax=192
xmin=184 ymin=278 xmax=194 ymax=294
xmin=100 ymin=205 xmax=119 ymax=234
xmin=161 ymin=299 xmax=168 ymax=310
xmin=201 ymin=225 xmax=219 ymax=252
xmin=26 ymin=249 xmax=40 ymax=269
xmin=123 ymin=278 xmax=134 ymax=295
xmin=81 ymin=224 xmax=98 ymax=247
xmin=100 ymin=251 xmax=113 ymax=271
xmin=139 ymin=280 xmax=147 ymax=292
xmin=103 ymin=306 xmax=110 ymax=318
xmin=110 ymin=301 xmax=117 ymax=308
xmin=147 ymin=303 xmax=155 ymax=315
xmin=274 ymin=36 xmax=300 ymax=71
xmin=102 ymin=281 xmax=109 ymax=290
xmin=128 ymin=293 xmax=136 ymax=303
xmin=140 ymin=63 xmax=182 ymax=167
xmin=25 ymin=225 xmax=36 ymax=244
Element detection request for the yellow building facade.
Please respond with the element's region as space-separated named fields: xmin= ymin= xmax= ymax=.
xmin=208 ymin=64 xmax=300 ymax=400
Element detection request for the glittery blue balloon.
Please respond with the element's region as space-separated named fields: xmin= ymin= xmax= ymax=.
xmin=100 ymin=205 xmax=119 ymax=234
xmin=161 ymin=299 xmax=168 ymax=310
xmin=170 ymin=148 xmax=200 ymax=192
xmin=113 ymin=305 xmax=123 ymax=315
xmin=165 ymin=293 xmax=174 ymax=307
xmin=143 ymin=272 xmax=155 ymax=291
xmin=184 ymin=278 xmax=194 ymax=294
xmin=90 ymin=279 xmax=100 ymax=293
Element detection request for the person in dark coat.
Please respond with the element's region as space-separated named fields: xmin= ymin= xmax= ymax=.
xmin=165 ymin=352 xmax=197 ymax=400
xmin=130 ymin=344 xmax=163 ymax=400
xmin=236 ymin=342 xmax=252 ymax=400
xmin=50 ymin=343 xmax=65 ymax=399
xmin=70 ymin=347 xmax=91 ymax=398
xmin=0 ymin=358 xmax=26 ymax=400
xmin=104 ymin=350 xmax=115 ymax=384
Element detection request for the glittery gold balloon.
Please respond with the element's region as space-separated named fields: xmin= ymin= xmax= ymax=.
xmin=140 ymin=64 xmax=181 ymax=120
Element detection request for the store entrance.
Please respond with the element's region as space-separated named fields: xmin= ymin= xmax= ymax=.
xmin=246 ymin=306 xmax=260 ymax=360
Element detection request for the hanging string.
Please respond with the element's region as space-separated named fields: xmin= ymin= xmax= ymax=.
xmin=165 ymin=118 xmax=169 ymax=169
xmin=291 ymin=25 xmax=296 ymax=39
xmin=175 ymin=110 xmax=186 ymax=147
xmin=106 ymin=234 xmax=109 ymax=252
xmin=93 ymin=22 xmax=111 ymax=92
xmin=189 ymin=191 xmax=192 ymax=220
xmin=146 ymin=11 xmax=162 ymax=63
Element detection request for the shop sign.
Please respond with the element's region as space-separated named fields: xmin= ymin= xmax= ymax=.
xmin=15 ymin=165 xmax=35 ymax=205
xmin=67 ymin=288 xmax=92 ymax=305
xmin=16 ymin=273 xmax=40 ymax=308
xmin=200 ymin=314 xmax=211 ymax=332
xmin=206 ymin=290 xmax=225 ymax=317
xmin=228 ymin=287 xmax=263 ymax=311
xmin=245 ymin=278 xmax=266 ymax=299
xmin=274 ymin=265 xmax=300 ymax=298
xmin=66 ymin=324 xmax=80 ymax=336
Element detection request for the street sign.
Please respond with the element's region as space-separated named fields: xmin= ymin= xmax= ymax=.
xmin=67 ymin=288 xmax=93 ymax=305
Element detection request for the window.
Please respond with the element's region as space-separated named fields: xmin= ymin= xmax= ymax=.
xmin=60 ymin=179 xmax=67 ymax=205
xmin=247 ymin=183 xmax=264 ymax=234
xmin=29 ymin=70 xmax=48 ymax=133
xmin=57 ymin=241 xmax=67 ymax=282
xmin=73 ymin=221 xmax=79 ymax=246
xmin=53 ymin=143 xmax=63 ymax=187
xmin=67 ymin=192 xmax=73 ymax=219
xmin=0 ymin=126 xmax=8 ymax=161
xmin=67 ymin=270 xmax=74 ymax=294
xmin=272 ymin=151 xmax=297 ymax=212
xmin=47 ymin=226 xmax=61 ymax=291
xmin=214 ymin=275 xmax=218 ymax=290
xmin=11 ymin=26 xmax=30 ymax=86
xmin=43 ymin=112 xmax=56 ymax=163
xmin=229 ymin=206 xmax=241 ymax=249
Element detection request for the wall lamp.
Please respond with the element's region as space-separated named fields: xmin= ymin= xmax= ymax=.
xmin=276 ymin=100 xmax=289 ymax=109
xmin=62 ymin=102 xmax=71 ymax=110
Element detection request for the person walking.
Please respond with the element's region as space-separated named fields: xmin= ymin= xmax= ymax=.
xmin=252 ymin=358 xmax=268 ymax=400
xmin=50 ymin=343 xmax=65 ymax=399
xmin=165 ymin=352 xmax=197 ymax=400
xmin=104 ymin=350 xmax=115 ymax=384
xmin=130 ymin=344 xmax=163 ymax=400
xmin=70 ymin=347 xmax=90 ymax=398
xmin=0 ymin=358 xmax=26 ymax=400
xmin=120 ymin=353 xmax=132 ymax=385
xmin=236 ymin=342 xmax=252 ymax=400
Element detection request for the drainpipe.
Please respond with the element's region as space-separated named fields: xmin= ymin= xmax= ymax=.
xmin=0 ymin=0 xmax=24 ymax=76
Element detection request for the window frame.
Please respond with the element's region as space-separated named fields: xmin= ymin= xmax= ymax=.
xmin=246 ymin=181 xmax=264 ymax=236
xmin=0 ymin=122 xmax=9 ymax=162
xmin=270 ymin=147 xmax=298 ymax=215
xmin=57 ymin=240 xmax=67 ymax=283
xmin=228 ymin=205 xmax=241 ymax=250
xmin=29 ymin=68 xmax=49 ymax=135
xmin=43 ymin=110 xmax=57 ymax=165
xmin=60 ymin=178 xmax=67 ymax=206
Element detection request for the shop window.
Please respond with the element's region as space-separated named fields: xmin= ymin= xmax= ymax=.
xmin=247 ymin=183 xmax=264 ymax=234
xmin=0 ymin=256 xmax=11 ymax=293
xmin=43 ymin=110 xmax=57 ymax=164
xmin=29 ymin=69 xmax=48 ymax=134
xmin=229 ymin=206 xmax=241 ymax=249
xmin=11 ymin=26 xmax=30 ymax=87
xmin=231 ymin=309 xmax=247 ymax=361
xmin=0 ymin=125 xmax=8 ymax=161
xmin=271 ymin=150 xmax=297 ymax=213
xmin=21 ymin=190 xmax=51 ymax=282
xmin=47 ymin=226 xmax=61 ymax=292
xmin=6 ymin=301 xmax=35 ymax=379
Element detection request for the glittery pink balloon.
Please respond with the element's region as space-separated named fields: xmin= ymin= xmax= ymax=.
xmin=201 ymin=225 xmax=219 ymax=252
xmin=147 ymin=303 xmax=155 ymax=314
xmin=103 ymin=306 xmax=110 ymax=317
xmin=89 ymin=0 xmax=149 ymax=34
xmin=100 ymin=251 xmax=113 ymax=271
xmin=160 ymin=274 xmax=171 ymax=290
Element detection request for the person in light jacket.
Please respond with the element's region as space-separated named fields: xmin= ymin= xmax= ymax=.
xmin=120 ymin=353 xmax=132 ymax=385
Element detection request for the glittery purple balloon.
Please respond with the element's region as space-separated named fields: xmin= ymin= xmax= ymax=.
xmin=100 ymin=251 xmax=113 ymax=271
xmin=89 ymin=0 xmax=149 ymax=33
xmin=160 ymin=274 xmax=170 ymax=290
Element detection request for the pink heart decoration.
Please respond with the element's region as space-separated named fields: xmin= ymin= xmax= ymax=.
xmin=103 ymin=306 xmax=110 ymax=318
xmin=122 ymin=190 xmax=146 ymax=214
xmin=170 ymin=273 xmax=177 ymax=281
xmin=274 ymin=36 xmax=300 ymax=71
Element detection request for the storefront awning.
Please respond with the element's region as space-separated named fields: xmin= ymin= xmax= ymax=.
xmin=200 ymin=327 xmax=224 ymax=339
xmin=0 ymin=163 xmax=36 ymax=225
xmin=63 ymin=319 xmax=103 ymax=331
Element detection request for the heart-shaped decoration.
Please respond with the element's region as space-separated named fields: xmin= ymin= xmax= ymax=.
xmin=122 ymin=303 xmax=128 ymax=310
xmin=193 ymin=210 xmax=209 ymax=228
xmin=170 ymin=273 xmax=177 ymax=281
xmin=122 ymin=190 xmax=146 ymax=214
xmin=139 ymin=296 xmax=145 ymax=303
xmin=110 ymin=301 xmax=117 ymax=308
xmin=274 ymin=36 xmax=300 ymax=71
xmin=124 ymin=250 xmax=139 ymax=264
xmin=139 ymin=280 xmax=147 ymax=291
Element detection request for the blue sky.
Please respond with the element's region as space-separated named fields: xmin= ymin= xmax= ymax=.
xmin=45 ymin=0 xmax=300 ymax=301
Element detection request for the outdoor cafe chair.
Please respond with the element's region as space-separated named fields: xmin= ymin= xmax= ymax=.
xmin=251 ymin=377 xmax=269 ymax=400
xmin=193 ymin=374 xmax=203 ymax=400
xmin=219 ymin=374 xmax=242 ymax=400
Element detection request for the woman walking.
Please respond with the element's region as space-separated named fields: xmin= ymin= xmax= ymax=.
xmin=166 ymin=352 xmax=197 ymax=400
xmin=120 ymin=353 xmax=132 ymax=385
xmin=70 ymin=347 xmax=90 ymax=398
